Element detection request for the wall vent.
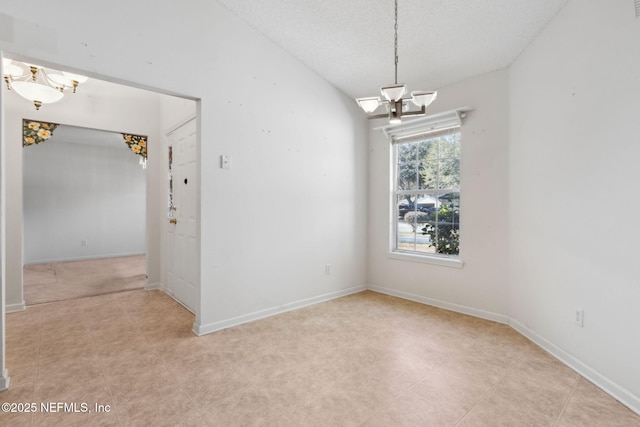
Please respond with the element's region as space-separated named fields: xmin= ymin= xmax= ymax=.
xmin=636 ymin=0 xmax=640 ymax=18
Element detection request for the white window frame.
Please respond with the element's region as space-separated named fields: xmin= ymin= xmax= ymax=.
xmin=380 ymin=109 xmax=468 ymax=268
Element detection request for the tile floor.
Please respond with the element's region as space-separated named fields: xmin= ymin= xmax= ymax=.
xmin=2 ymin=290 xmax=639 ymax=426
xmin=23 ymin=255 xmax=146 ymax=305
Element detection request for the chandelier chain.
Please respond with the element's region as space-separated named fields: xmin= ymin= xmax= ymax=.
xmin=394 ymin=0 xmax=399 ymax=84
xmin=354 ymin=0 xmax=437 ymax=122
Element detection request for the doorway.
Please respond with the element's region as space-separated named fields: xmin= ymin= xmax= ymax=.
xmin=22 ymin=124 xmax=148 ymax=305
xmin=1 ymin=54 xmax=200 ymax=314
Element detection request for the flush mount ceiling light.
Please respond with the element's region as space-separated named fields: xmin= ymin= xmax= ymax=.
xmin=2 ymin=58 xmax=88 ymax=110
xmin=355 ymin=0 xmax=437 ymax=124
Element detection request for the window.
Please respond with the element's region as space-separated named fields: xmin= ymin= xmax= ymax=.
xmin=393 ymin=127 xmax=461 ymax=258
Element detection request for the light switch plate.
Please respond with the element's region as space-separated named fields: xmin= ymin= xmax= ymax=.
xmin=220 ymin=155 xmax=231 ymax=169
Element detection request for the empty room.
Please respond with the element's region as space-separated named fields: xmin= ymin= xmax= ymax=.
xmin=1 ymin=0 xmax=639 ymax=425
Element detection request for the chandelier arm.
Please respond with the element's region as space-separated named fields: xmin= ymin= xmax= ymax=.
xmin=364 ymin=113 xmax=391 ymax=120
xmin=9 ymin=72 xmax=30 ymax=83
xmin=401 ymin=106 xmax=427 ymax=116
xmin=40 ymin=68 xmax=66 ymax=91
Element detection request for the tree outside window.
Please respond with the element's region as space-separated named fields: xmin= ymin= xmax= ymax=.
xmin=394 ymin=130 xmax=460 ymax=256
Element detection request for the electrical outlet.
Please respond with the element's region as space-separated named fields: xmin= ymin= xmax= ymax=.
xmin=325 ymin=264 xmax=331 ymax=275
xmin=81 ymin=239 xmax=87 ymax=247
xmin=574 ymin=309 xmax=584 ymax=327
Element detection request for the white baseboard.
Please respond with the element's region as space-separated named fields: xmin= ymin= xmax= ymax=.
xmin=24 ymin=251 xmax=146 ymax=265
xmin=193 ymin=285 xmax=367 ymax=336
xmin=367 ymin=285 xmax=639 ymax=415
xmin=144 ymin=282 xmax=161 ymax=290
xmin=0 ymin=369 xmax=10 ymax=391
xmin=367 ymin=284 xmax=510 ymax=324
xmin=509 ymin=318 xmax=640 ymax=416
xmin=5 ymin=301 xmax=26 ymax=313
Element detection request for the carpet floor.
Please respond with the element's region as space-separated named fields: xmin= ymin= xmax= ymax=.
xmin=3 ymin=289 xmax=640 ymax=426
xmin=23 ymin=255 xmax=146 ymax=305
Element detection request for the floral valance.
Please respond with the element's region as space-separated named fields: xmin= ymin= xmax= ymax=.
xmin=122 ymin=133 xmax=148 ymax=159
xmin=23 ymin=120 xmax=59 ymax=146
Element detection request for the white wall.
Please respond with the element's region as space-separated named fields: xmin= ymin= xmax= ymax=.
xmin=1 ymin=0 xmax=639 ymax=414
xmin=0 ymin=1 xmax=368 ymax=333
xmin=3 ymin=77 xmax=166 ymax=309
xmin=196 ymin=8 xmax=368 ymax=330
xmin=23 ymin=129 xmax=146 ymax=263
xmin=367 ymin=69 xmax=510 ymax=320
xmin=509 ymin=0 xmax=640 ymax=410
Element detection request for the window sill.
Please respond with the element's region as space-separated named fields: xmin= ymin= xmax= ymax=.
xmin=387 ymin=252 xmax=464 ymax=269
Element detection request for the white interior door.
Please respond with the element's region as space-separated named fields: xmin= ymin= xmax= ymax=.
xmin=165 ymin=118 xmax=197 ymax=313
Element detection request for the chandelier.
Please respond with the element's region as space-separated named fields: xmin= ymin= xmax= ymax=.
xmin=355 ymin=0 xmax=437 ymax=124
xmin=2 ymin=58 xmax=88 ymax=110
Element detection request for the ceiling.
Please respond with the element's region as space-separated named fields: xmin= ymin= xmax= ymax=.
xmin=215 ymin=0 xmax=568 ymax=99
xmin=49 ymin=124 xmax=125 ymax=148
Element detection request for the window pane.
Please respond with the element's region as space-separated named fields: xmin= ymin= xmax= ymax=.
xmin=392 ymin=129 xmax=460 ymax=258
xmin=438 ymin=192 xmax=460 ymax=208
xmin=397 ymin=141 xmax=418 ymax=162
xmin=420 ymin=139 xmax=438 ymax=160
xmin=396 ymin=194 xmax=436 ymax=253
xmin=396 ymin=194 xmax=415 ymax=251
xmin=422 ymin=194 xmax=460 ymax=255
xmin=439 ymin=134 xmax=461 ymax=159
xmin=419 ymin=159 xmax=438 ymax=190
xmin=398 ymin=139 xmax=439 ymax=190
xmin=397 ymin=160 xmax=419 ymax=191
xmin=438 ymin=158 xmax=460 ymax=189
xmin=397 ymin=194 xmax=414 ymax=219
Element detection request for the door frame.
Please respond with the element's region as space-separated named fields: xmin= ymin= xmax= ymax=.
xmin=163 ymin=115 xmax=200 ymax=315
xmin=0 ymin=51 xmax=202 ymax=390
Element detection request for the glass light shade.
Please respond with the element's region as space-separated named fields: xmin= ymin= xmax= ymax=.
xmin=356 ymin=97 xmax=381 ymax=113
xmin=11 ymin=81 xmax=64 ymax=104
xmin=48 ymin=73 xmax=74 ymax=88
xmin=62 ymin=71 xmax=88 ymax=83
xmin=3 ymin=63 xmax=25 ymax=78
xmin=411 ymin=90 xmax=437 ymax=107
xmin=380 ymin=84 xmax=406 ymax=102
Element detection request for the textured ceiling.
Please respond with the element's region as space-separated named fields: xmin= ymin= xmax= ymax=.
xmin=215 ymin=0 xmax=568 ymax=99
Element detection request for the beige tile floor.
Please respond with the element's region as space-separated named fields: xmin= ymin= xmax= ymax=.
xmin=2 ymin=290 xmax=639 ymax=426
xmin=23 ymin=255 xmax=146 ymax=305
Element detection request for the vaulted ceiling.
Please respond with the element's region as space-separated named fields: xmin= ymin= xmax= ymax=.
xmin=215 ymin=0 xmax=569 ymax=99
